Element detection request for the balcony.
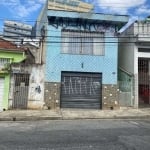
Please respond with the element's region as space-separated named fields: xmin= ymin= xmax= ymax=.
xmin=136 ymin=34 xmax=150 ymax=42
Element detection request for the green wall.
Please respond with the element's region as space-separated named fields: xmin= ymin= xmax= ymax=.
xmin=0 ymin=50 xmax=26 ymax=109
xmin=0 ymin=50 xmax=26 ymax=63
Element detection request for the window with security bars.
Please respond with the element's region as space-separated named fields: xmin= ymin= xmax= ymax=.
xmin=61 ymin=30 xmax=105 ymax=55
xmin=0 ymin=58 xmax=10 ymax=69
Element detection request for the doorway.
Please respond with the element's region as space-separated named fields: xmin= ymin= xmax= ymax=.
xmin=138 ymin=58 xmax=150 ymax=107
xmin=12 ymin=74 xmax=30 ymax=109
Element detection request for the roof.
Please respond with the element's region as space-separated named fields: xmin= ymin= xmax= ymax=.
xmin=0 ymin=38 xmax=26 ymax=52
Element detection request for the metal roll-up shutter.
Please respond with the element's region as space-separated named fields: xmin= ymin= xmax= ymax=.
xmin=61 ymin=72 xmax=102 ymax=109
xmin=0 ymin=78 xmax=4 ymax=110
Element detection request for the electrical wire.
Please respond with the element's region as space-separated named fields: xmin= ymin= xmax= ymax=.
xmin=1 ymin=35 xmax=150 ymax=38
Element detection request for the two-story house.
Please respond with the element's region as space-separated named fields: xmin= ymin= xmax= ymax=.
xmin=119 ymin=17 xmax=150 ymax=108
xmin=0 ymin=38 xmax=26 ymax=111
xmin=36 ymin=0 xmax=129 ymax=110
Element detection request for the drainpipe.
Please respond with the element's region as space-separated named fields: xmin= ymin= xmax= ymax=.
xmin=40 ymin=25 xmax=46 ymax=64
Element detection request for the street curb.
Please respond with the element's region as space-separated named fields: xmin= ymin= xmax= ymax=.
xmin=0 ymin=116 xmax=62 ymax=121
xmin=0 ymin=111 xmax=150 ymax=121
xmin=62 ymin=115 xmax=150 ymax=120
xmin=1 ymin=115 xmax=149 ymax=121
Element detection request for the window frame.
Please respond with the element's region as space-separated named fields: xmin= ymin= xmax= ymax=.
xmin=61 ymin=29 xmax=105 ymax=56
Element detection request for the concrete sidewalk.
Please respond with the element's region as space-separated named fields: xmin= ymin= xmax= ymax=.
xmin=61 ymin=108 xmax=150 ymax=120
xmin=0 ymin=108 xmax=150 ymax=121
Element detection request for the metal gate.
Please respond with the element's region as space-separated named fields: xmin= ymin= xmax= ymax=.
xmin=61 ymin=72 xmax=102 ymax=109
xmin=13 ymin=74 xmax=29 ymax=109
xmin=138 ymin=59 xmax=150 ymax=105
xmin=0 ymin=78 xmax=4 ymax=110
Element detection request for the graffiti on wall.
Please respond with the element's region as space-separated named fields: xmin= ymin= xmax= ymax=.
xmin=49 ymin=17 xmax=117 ymax=33
xmin=62 ymin=76 xmax=101 ymax=95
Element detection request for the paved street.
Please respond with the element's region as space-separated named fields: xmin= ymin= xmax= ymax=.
xmin=0 ymin=120 xmax=150 ymax=150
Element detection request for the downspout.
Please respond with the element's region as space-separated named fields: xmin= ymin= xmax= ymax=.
xmin=40 ymin=25 xmax=46 ymax=64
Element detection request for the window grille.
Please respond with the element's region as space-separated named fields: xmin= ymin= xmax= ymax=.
xmin=0 ymin=58 xmax=10 ymax=69
xmin=61 ymin=30 xmax=104 ymax=55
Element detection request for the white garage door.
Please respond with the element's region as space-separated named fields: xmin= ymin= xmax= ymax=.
xmin=0 ymin=78 xmax=4 ymax=110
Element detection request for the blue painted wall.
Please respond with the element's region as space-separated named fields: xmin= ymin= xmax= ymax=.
xmin=45 ymin=26 xmax=118 ymax=84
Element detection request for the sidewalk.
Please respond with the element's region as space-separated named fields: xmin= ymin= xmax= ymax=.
xmin=0 ymin=108 xmax=150 ymax=121
xmin=61 ymin=108 xmax=150 ymax=120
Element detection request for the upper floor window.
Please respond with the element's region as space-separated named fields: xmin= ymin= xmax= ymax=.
xmin=61 ymin=30 xmax=105 ymax=55
xmin=0 ymin=58 xmax=10 ymax=69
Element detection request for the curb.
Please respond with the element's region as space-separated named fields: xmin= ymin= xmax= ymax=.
xmin=0 ymin=111 xmax=150 ymax=121
xmin=0 ymin=116 xmax=150 ymax=121
xmin=0 ymin=116 xmax=62 ymax=121
xmin=61 ymin=115 xmax=150 ymax=120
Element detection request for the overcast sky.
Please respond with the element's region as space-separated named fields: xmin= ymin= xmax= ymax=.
xmin=0 ymin=0 xmax=149 ymax=33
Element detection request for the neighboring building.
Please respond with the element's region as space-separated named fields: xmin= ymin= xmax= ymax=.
xmin=13 ymin=40 xmax=45 ymax=110
xmin=1 ymin=19 xmax=45 ymax=110
xmin=36 ymin=1 xmax=129 ymax=110
xmin=119 ymin=17 xmax=150 ymax=108
xmin=0 ymin=32 xmax=2 ymax=36
xmin=3 ymin=20 xmax=33 ymax=43
xmin=0 ymin=38 xmax=26 ymax=111
xmin=0 ymin=37 xmax=45 ymax=110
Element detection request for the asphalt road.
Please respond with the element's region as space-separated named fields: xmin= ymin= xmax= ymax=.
xmin=0 ymin=119 xmax=150 ymax=150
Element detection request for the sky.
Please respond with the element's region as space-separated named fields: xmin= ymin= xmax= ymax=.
xmin=0 ymin=0 xmax=150 ymax=34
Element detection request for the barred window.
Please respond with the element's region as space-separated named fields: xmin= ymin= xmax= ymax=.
xmin=61 ymin=30 xmax=105 ymax=55
xmin=0 ymin=58 xmax=10 ymax=69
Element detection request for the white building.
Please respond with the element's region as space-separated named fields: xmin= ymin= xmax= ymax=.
xmin=3 ymin=20 xmax=33 ymax=42
xmin=119 ymin=17 xmax=150 ymax=108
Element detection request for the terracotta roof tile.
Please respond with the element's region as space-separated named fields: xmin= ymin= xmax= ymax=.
xmin=0 ymin=38 xmax=25 ymax=51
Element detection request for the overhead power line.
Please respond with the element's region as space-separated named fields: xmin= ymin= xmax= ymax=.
xmin=1 ymin=35 xmax=150 ymax=38
xmin=0 ymin=39 xmax=146 ymax=44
